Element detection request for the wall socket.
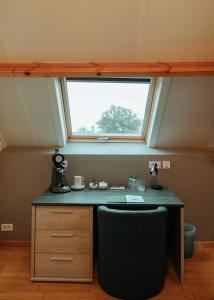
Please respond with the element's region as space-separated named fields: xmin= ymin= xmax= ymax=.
xmin=1 ymin=224 xmax=13 ymax=231
xmin=149 ymin=161 xmax=161 ymax=169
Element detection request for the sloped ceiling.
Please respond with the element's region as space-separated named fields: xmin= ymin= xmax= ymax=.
xmin=0 ymin=1 xmax=213 ymax=149
xmin=0 ymin=0 xmax=214 ymax=62
xmin=0 ymin=77 xmax=213 ymax=148
xmin=0 ymin=78 xmax=66 ymax=147
xmin=156 ymin=77 xmax=214 ymax=148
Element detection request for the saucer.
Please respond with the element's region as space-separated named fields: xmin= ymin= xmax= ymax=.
xmin=98 ymin=186 xmax=108 ymax=190
xmin=71 ymin=184 xmax=85 ymax=191
xmin=89 ymin=186 xmax=98 ymax=190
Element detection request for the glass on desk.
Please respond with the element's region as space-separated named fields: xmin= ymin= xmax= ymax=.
xmin=128 ymin=176 xmax=146 ymax=191
xmin=128 ymin=176 xmax=137 ymax=189
xmin=135 ymin=179 xmax=146 ymax=192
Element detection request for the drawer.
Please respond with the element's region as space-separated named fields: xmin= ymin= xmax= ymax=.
xmin=35 ymin=253 xmax=91 ymax=278
xmin=35 ymin=230 xmax=91 ymax=254
xmin=36 ymin=206 xmax=91 ymax=229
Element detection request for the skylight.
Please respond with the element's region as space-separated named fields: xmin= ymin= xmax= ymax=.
xmin=64 ymin=78 xmax=154 ymax=140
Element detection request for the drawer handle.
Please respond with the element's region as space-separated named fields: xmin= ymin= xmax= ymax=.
xmin=50 ymin=257 xmax=73 ymax=262
xmin=50 ymin=233 xmax=74 ymax=238
xmin=50 ymin=210 xmax=74 ymax=214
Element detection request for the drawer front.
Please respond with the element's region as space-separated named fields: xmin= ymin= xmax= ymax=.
xmin=35 ymin=230 xmax=91 ymax=254
xmin=36 ymin=206 xmax=91 ymax=229
xmin=35 ymin=253 xmax=91 ymax=278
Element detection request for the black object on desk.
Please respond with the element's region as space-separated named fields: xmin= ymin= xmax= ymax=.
xmin=50 ymin=150 xmax=71 ymax=193
xmin=150 ymin=162 xmax=163 ymax=190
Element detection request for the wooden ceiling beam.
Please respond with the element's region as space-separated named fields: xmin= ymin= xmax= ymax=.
xmin=0 ymin=62 xmax=214 ymax=77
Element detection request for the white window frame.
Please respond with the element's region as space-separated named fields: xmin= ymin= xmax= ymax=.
xmin=61 ymin=77 xmax=156 ymax=142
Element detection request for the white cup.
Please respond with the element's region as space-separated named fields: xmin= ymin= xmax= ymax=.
xmin=74 ymin=176 xmax=84 ymax=187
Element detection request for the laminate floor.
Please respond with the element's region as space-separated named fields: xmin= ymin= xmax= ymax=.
xmin=0 ymin=242 xmax=213 ymax=300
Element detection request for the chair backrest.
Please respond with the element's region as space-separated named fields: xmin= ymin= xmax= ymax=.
xmin=97 ymin=205 xmax=168 ymax=300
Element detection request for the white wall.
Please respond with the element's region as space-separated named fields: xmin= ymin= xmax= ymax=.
xmin=0 ymin=78 xmax=66 ymax=147
xmin=155 ymin=77 xmax=214 ymax=148
xmin=0 ymin=0 xmax=214 ymax=62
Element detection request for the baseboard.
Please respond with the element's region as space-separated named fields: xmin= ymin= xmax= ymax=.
xmin=0 ymin=240 xmax=213 ymax=247
xmin=0 ymin=240 xmax=31 ymax=246
xmin=196 ymin=241 xmax=214 ymax=247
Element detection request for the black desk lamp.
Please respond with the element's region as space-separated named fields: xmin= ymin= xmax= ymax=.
xmin=150 ymin=163 xmax=163 ymax=190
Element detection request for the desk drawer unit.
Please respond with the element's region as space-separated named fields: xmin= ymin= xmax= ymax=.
xmin=31 ymin=205 xmax=93 ymax=282
xmin=35 ymin=229 xmax=90 ymax=253
xmin=36 ymin=206 xmax=91 ymax=230
xmin=35 ymin=253 xmax=91 ymax=278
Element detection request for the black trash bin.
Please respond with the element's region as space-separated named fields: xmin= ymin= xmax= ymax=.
xmin=184 ymin=223 xmax=196 ymax=258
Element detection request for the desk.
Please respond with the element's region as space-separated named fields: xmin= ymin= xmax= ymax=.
xmin=31 ymin=188 xmax=184 ymax=283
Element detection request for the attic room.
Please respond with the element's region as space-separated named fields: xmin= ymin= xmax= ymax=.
xmin=0 ymin=1 xmax=214 ymax=300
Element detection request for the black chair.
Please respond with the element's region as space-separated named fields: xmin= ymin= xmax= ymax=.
xmin=97 ymin=206 xmax=168 ymax=300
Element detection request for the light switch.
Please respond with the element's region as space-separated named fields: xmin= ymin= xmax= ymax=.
xmin=163 ymin=161 xmax=171 ymax=169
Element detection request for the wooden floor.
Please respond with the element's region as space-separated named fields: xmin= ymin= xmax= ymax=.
xmin=0 ymin=242 xmax=213 ymax=300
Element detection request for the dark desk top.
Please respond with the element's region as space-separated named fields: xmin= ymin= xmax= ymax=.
xmin=32 ymin=188 xmax=184 ymax=207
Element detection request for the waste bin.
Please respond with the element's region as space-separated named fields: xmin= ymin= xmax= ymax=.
xmin=184 ymin=223 xmax=196 ymax=258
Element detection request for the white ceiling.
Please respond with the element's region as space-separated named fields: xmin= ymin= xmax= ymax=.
xmin=0 ymin=77 xmax=213 ymax=148
xmin=0 ymin=0 xmax=214 ymax=62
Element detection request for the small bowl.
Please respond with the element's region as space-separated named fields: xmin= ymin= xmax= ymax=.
xmin=89 ymin=182 xmax=98 ymax=190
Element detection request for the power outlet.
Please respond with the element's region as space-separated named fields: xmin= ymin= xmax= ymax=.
xmin=149 ymin=161 xmax=161 ymax=169
xmin=1 ymin=224 xmax=13 ymax=231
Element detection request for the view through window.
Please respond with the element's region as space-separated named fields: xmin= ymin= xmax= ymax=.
xmin=65 ymin=78 xmax=152 ymax=139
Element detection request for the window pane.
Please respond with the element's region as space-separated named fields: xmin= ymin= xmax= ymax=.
xmin=66 ymin=80 xmax=150 ymax=137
